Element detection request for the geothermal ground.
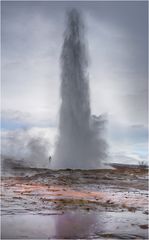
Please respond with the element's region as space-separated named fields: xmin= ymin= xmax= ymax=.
xmin=1 ymin=166 xmax=149 ymax=239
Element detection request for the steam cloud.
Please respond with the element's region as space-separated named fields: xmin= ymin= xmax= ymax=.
xmin=53 ymin=9 xmax=107 ymax=169
xmin=1 ymin=128 xmax=51 ymax=170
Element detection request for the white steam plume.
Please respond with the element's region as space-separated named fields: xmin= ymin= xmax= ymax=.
xmin=53 ymin=9 xmax=107 ymax=169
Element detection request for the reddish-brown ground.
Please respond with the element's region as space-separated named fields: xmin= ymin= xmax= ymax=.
xmin=1 ymin=167 xmax=148 ymax=239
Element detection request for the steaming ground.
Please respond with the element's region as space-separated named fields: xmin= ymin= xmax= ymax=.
xmin=1 ymin=128 xmax=54 ymax=169
xmin=1 ymin=125 xmax=147 ymax=171
xmin=1 ymin=125 xmax=106 ymax=171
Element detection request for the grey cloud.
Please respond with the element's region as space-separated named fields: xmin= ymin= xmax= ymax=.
xmin=110 ymin=152 xmax=148 ymax=165
xmin=1 ymin=109 xmax=57 ymax=128
xmin=121 ymin=90 xmax=148 ymax=126
xmin=108 ymin=121 xmax=148 ymax=144
xmin=2 ymin=109 xmax=31 ymax=123
xmin=2 ymin=1 xmax=147 ymax=97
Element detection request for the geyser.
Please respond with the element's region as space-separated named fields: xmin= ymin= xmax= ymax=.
xmin=53 ymin=9 xmax=107 ymax=169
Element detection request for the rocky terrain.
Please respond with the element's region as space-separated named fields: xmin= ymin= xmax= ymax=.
xmin=1 ymin=166 xmax=148 ymax=239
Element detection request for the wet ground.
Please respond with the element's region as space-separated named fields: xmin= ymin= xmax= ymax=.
xmin=1 ymin=167 xmax=149 ymax=239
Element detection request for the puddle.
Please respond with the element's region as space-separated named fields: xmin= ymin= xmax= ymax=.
xmin=2 ymin=211 xmax=148 ymax=239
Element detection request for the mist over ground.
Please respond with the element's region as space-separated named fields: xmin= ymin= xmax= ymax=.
xmin=1 ymin=128 xmax=52 ymax=169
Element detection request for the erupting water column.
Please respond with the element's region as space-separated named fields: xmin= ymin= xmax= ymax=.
xmin=53 ymin=9 xmax=107 ymax=169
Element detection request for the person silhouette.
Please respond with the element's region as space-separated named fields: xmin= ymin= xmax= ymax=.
xmin=49 ymin=156 xmax=52 ymax=162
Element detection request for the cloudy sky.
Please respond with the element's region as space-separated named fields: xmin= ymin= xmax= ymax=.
xmin=1 ymin=1 xmax=148 ymax=166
